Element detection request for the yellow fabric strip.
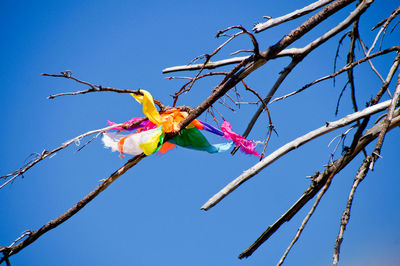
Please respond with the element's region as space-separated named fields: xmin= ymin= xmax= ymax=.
xmin=139 ymin=127 xmax=163 ymax=155
xmin=131 ymin=90 xmax=196 ymax=133
xmin=131 ymin=90 xmax=162 ymax=126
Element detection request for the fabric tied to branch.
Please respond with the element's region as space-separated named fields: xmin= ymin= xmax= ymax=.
xmin=131 ymin=90 xmax=163 ymax=126
xmin=102 ymin=89 xmax=260 ymax=157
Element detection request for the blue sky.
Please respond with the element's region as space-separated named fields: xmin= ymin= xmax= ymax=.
xmin=1 ymin=1 xmax=399 ymax=265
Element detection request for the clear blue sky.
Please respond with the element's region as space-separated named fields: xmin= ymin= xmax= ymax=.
xmin=1 ymin=1 xmax=399 ymax=265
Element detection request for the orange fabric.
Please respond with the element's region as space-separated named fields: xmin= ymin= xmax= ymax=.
xmin=159 ymin=109 xmax=187 ymax=133
xmin=157 ymin=109 xmax=201 ymax=132
xmin=158 ymin=142 xmax=176 ymax=154
xmin=191 ymin=119 xmax=203 ymax=129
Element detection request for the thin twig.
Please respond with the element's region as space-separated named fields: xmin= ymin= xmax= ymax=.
xmin=43 ymin=72 xmax=136 ymax=98
xmin=164 ymin=26 xmax=255 ymax=75
xmin=217 ymin=99 xmax=235 ymax=112
xmin=75 ymin=132 xmax=103 ymax=153
xmin=0 ymin=122 xmax=130 ymax=189
xmin=231 ymin=59 xmax=300 ymax=155
xmin=358 ymin=37 xmax=385 ymax=83
xmin=231 ymin=49 xmax=253 ymax=56
xmin=8 ymin=231 xmax=32 ymax=248
xmin=241 ymin=80 xmax=276 ymax=158
xmin=328 ymin=126 xmax=355 ymax=163
xmin=43 ymin=72 xmax=166 ymax=110
xmin=346 ymin=51 xmax=400 ymax=156
xmin=347 ymin=19 xmax=359 ymax=112
xmin=333 ymin=31 xmax=351 ymax=87
xmin=270 ymin=46 xmax=400 ymax=104
xmin=171 ymin=72 xmax=228 ymax=106
xmin=278 ymin=173 xmax=334 ymax=265
xmin=217 ymin=25 xmax=260 ymax=55
xmin=390 ymin=19 xmax=400 ymax=33
xmin=378 ymin=7 xmax=400 ymax=50
xmin=369 ymin=52 xmax=400 ymax=105
xmin=335 ymin=81 xmax=350 ymax=115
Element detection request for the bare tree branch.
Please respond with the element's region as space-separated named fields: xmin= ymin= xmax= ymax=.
xmin=233 ymin=0 xmax=374 ymax=154
xmin=377 ymin=7 xmax=400 ymax=50
xmin=0 ymin=154 xmax=146 ymax=264
xmin=333 ymin=30 xmax=351 ymax=87
xmin=270 ymin=46 xmax=400 ymax=104
xmin=44 ymin=73 xmax=166 ymax=111
xmin=253 ymin=0 xmax=335 ymax=33
xmin=278 ymin=172 xmax=334 ymax=265
xmin=231 ymin=59 xmax=300 ymax=155
xmin=333 ymin=72 xmax=400 ymax=265
xmin=43 ymin=72 xmax=136 ymax=98
xmin=162 ymin=56 xmax=249 ymax=73
xmin=0 ymin=123 xmax=128 ymax=189
xmin=176 ymin=0 xmax=363 ymax=133
xmin=241 ymin=80 xmax=276 ymax=158
xmin=162 ymin=48 xmax=300 ymax=74
xmin=332 ymin=155 xmax=370 ymax=266
xmin=369 ymin=7 xmax=400 ymax=60
xmin=358 ymin=37 xmax=385 ymax=83
xmin=3 ymin=1 xmax=397 ymax=264
xmin=238 ymin=109 xmax=400 ymax=259
xmin=347 ymin=19 xmax=359 ymax=113
xmin=171 ymin=72 xmax=228 ymax=106
xmin=202 ymin=98 xmax=394 ymax=211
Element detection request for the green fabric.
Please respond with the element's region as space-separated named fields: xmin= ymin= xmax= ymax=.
xmin=153 ymin=132 xmax=165 ymax=154
xmin=173 ymin=128 xmax=210 ymax=147
xmin=170 ymin=128 xmax=233 ymax=153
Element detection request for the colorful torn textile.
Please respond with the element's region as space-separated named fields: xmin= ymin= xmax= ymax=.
xmin=102 ymin=127 xmax=164 ymax=156
xmin=168 ymin=127 xmax=232 ymax=153
xmin=131 ymin=90 xmax=163 ymax=126
xmin=221 ymin=121 xmax=260 ymax=156
xmin=107 ymin=118 xmax=156 ymax=132
xmin=102 ymin=90 xmax=260 ymax=157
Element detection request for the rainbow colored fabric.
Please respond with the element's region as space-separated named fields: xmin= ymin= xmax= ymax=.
xmin=102 ymin=90 xmax=260 ymax=157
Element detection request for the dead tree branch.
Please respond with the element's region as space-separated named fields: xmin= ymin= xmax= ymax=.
xmin=358 ymin=37 xmax=385 ymax=83
xmin=277 ymin=172 xmax=334 ymax=265
xmin=3 ymin=1 xmax=395 ymax=264
xmin=43 ymin=72 xmax=136 ymax=98
xmin=171 ymin=72 xmax=228 ymax=106
xmin=241 ymin=80 xmax=276 ymax=158
xmin=0 ymin=122 xmax=128 ymax=189
xmin=202 ymin=98 xmax=394 ymax=211
xmin=238 ymin=108 xmax=400 ymax=259
xmin=270 ymin=46 xmax=400 ymax=104
xmin=253 ymin=0 xmax=335 ymax=33
xmin=177 ymin=0 xmax=361 ymax=131
xmin=162 ymin=56 xmax=249 ymax=73
xmin=43 ymin=72 xmax=166 ymax=110
xmin=233 ymin=0 xmax=373 ymax=153
xmin=333 ymin=72 xmax=400 ymax=265
xmin=333 ymin=31 xmax=351 ymax=86
xmin=0 ymin=154 xmax=146 ymax=264
xmin=347 ymin=19 xmax=359 ymax=113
